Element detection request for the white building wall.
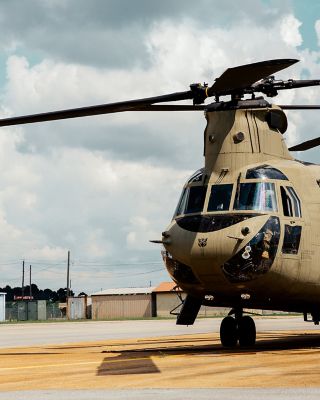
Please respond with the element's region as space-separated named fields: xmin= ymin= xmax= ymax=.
xmin=0 ymin=293 xmax=6 ymax=322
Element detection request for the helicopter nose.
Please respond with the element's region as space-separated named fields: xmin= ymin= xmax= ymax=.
xmin=163 ymin=214 xmax=280 ymax=285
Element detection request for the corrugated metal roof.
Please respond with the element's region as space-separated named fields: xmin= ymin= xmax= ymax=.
xmin=153 ymin=282 xmax=182 ymax=293
xmin=91 ymin=287 xmax=156 ymax=296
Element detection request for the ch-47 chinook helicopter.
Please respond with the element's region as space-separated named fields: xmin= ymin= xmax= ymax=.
xmin=1 ymin=58 xmax=320 ymax=347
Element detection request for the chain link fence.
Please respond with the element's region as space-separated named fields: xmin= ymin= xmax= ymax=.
xmin=5 ymin=301 xmax=64 ymax=321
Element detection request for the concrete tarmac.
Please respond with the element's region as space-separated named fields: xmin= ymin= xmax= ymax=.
xmin=1 ymin=389 xmax=320 ymax=400
xmin=0 ymin=316 xmax=319 ymax=348
xmin=1 ymin=317 xmax=320 ymax=399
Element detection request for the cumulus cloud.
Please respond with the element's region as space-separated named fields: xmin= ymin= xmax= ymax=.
xmin=0 ymin=0 xmax=291 ymax=67
xmin=280 ymin=15 xmax=303 ymax=47
xmin=0 ymin=0 xmax=319 ymax=292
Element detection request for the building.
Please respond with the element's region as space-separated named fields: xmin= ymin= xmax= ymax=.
xmin=153 ymin=282 xmax=184 ymax=317
xmin=90 ymin=283 xmax=230 ymax=320
xmin=91 ymin=287 xmax=156 ymax=320
xmin=67 ymin=296 xmax=89 ymax=320
xmin=91 ymin=283 xmax=232 ymax=320
xmin=0 ymin=293 xmax=6 ymax=322
xmin=153 ymin=282 xmax=230 ymax=317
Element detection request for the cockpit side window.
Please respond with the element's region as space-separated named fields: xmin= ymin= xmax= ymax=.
xmin=174 ymin=186 xmax=207 ymax=217
xmin=185 ymin=186 xmax=207 ymax=214
xmin=246 ymin=165 xmax=288 ymax=180
xmin=287 ymin=187 xmax=302 ymax=218
xmin=280 ymin=186 xmax=302 ymax=218
xmin=234 ymin=182 xmax=278 ymax=212
xmin=280 ymin=186 xmax=293 ymax=217
xmin=208 ymin=184 xmax=233 ymax=211
xmin=175 ymin=187 xmax=188 ymax=217
xmin=282 ymin=225 xmax=302 ymax=254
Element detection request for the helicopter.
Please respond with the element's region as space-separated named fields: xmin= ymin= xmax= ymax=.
xmin=1 ymin=58 xmax=320 ymax=347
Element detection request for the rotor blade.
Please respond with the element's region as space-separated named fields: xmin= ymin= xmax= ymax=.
xmin=0 ymin=91 xmax=194 ymax=127
xmin=281 ymin=105 xmax=320 ymax=110
xmin=289 ymin=137 xmax=320 ymax=151
xmin=207 ymin=59 xmax=299 ymax=96
xmin=107 ymin=104 xmax=205 ymax=112
xmin=134 ymin=104 xmax=205 ymax=111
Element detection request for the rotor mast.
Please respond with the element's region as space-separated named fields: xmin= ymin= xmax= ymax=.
xmin=203 ymin=103 xmax=293 ymax=178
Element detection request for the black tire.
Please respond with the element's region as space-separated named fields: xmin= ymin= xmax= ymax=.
xmin=238 ymin=316 xmax=256 ymax=347
xmin=220 ymin=316 xmax=238 ymax=347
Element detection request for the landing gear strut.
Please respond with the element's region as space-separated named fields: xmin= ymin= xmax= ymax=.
xmin=219 ymin=309 xmax=256 ymax=347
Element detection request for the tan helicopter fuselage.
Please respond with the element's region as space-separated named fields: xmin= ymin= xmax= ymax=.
xmin=162 ymin=104 xmax=320 ymax=314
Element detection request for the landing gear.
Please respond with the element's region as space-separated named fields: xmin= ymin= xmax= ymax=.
xmin=220 ymin=316 xmax=238 ymax=347
xmin=219 ymin=312 xmax=256 ymax=347
xmin=238 ymin=315 xmax=256 ymax=346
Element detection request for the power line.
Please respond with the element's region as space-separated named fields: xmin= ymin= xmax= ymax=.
xmin=0 ymin=256 xmax=166 ymax=288
xmin=73 ymin=261 xmax=163 ymax=267
xmin=0 ymin=265 xmax=165 ymax=279
xmin=113 ymin=268 xmax=164 ymax=276
xmin=0 ymin=261 xmax=22 ymax=266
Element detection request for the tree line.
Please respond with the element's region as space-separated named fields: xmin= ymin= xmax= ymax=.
xmin=0 ymin=284 xmax=83 ymax=302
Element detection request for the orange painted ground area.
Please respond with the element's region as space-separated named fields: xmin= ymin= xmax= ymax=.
xmin=1 ymin=331 xmax=320 ymax=390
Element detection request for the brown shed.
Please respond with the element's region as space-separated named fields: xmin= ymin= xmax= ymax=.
xmin=153 ymin=282 xmax=230 ymax=318
xmin=91 ymin=287 xmax=156 ymax=320
xmin=153 ymin=282 xmax=185 ymax=317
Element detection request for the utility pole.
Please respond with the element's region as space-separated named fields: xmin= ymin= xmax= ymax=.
xmin=66 ymin=250 xmax=70 ymax=298
xmin=21 ymin=260 xmax=25 ymax=297
xmin=29 ymin=265 xmax=32 ymax=298
xmin=66 ymin=251 xmax=71 ymax=320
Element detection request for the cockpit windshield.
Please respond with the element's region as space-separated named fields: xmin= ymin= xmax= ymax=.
xmin=208 ymin=184 xmax=233 ymax=211
xmin=234 ymin=182 xmax=278 ymax=212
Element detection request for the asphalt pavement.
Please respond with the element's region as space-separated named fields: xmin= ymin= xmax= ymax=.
xmin=0 ymin=316 xmax=317 ymax=348
xmin=1 ymin=389 xmax=320 ymax=400
xmin=1 ymin=317 xmax=320 ymax=400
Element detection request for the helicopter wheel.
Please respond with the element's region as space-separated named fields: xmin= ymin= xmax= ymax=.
xmin=238 ymin=315 xmax=256 ymax=347
xmin=220 ymin=315 xmax=256 ymax=347
xmin=220 ymin=316 xmax=238 ymax=347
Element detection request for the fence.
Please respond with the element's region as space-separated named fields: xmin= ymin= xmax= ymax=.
xmin=5 ymin=301 xmax=63 ymax=321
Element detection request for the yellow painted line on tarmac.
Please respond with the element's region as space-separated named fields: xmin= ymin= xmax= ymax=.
xmin=0 ymin=353 xmax=188 ymax=371
xmin=0 ymin=361 xmax=99 ymax=371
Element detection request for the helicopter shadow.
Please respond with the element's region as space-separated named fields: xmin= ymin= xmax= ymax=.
xmin=96 ymin=332 xmax=320 ymax=376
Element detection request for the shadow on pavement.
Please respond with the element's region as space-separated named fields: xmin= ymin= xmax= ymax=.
xmin=102 ymin=331 xmax=320 ymax=356
xmin=97 ymin=352 xmax=160 ymax=375
xmin=96 ymin=332 xmax=320 ymax=376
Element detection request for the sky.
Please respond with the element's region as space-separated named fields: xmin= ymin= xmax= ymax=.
xmin=0 ymin=0 xmax=319 ymax=294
